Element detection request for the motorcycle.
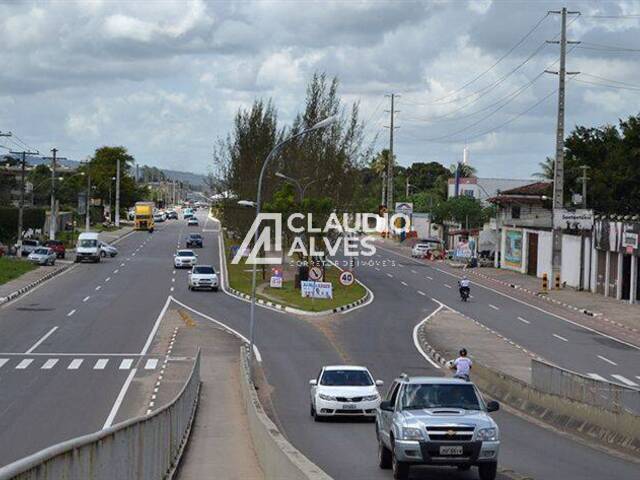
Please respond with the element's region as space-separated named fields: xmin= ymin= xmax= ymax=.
xmin=459 ymin=286 xmax=470 ymax=302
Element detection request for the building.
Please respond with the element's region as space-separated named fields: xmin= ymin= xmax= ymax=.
xmin=447 ymin=177 xmax=535 ymax=205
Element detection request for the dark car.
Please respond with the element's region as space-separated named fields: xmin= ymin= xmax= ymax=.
xmin=44 ymin=240 xmax=66 ymax=259
xmin=186 ymin=233 xmax=203 ymax=248
xmin=166 ymin=210 xmax=178 ymax=220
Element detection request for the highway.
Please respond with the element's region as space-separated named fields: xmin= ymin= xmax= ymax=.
xmin=0 ymin=212 xmax=638 ymax=480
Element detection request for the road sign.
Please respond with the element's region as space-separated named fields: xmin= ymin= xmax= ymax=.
xmin=553 ymin=209 xmax=593 ymax=230
xmin=395 ymin=202 xmax=413 ymax=215
xmin=270 ymin=276 xmax=283 ymax=288
xmin=309 ymin=266 xmax=323 ymax=281
xmin=300 ymin=281 xmax=333 ymax=299
xmin=339 ymin=270 xmax=355 ymax=286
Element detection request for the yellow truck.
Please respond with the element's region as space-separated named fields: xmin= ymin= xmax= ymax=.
xmin=134 ymin=202 xmax=155 ymax=231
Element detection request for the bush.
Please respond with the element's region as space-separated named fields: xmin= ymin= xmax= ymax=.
xmin=0 ymin=207 xmax=47 ymax=244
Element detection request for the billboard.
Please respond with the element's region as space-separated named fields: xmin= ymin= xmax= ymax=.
xmin=553 ymin=209 xmax=593 ymax=231
xmin=503 ymin=229 xmax=523 ymax=270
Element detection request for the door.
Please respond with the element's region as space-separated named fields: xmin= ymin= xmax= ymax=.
xmin=622 ymin=255 xmax=631 ymax=300
xmin=379 ymin=382 xmax=400 ymax=445
xmin=596 ymin=251 xmax=606 ymax=295
xmin=609 ymin=252 xmax=619 ymax=298
xmin=527 ymin=233 xmax=538 ymax=276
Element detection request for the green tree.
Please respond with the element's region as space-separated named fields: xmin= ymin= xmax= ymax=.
xmin=432 ymin=196 xmax=485 ymax=228
xmin=27 ymin=164 xmax=52 ymax=206
xmin=533 ymin=157 xmax=555 ymax=179
xmin=449 ymin=163 xmax=477 ymax=178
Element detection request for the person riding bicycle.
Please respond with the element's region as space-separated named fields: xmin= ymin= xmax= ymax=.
xmin=450 ymin=348 xmax=472 ymax=381
xmin=458 ymin=276 xmax=471 ymax=299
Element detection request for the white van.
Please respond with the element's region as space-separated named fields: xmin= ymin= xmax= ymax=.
xmin=75 ymin=232 xmax=101 ymax=263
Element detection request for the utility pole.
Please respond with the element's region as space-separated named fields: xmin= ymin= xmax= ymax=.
xmin=579 ymin=165 xmax=589 ymax=208
xmin=115 ymin=158 xmax=120 ymax=227
xmin=10 ymin=149 xmax=39 ymax=254
xmin=49 ymin=148 xmax=57 ymax=240
xmin=85 ymin=165 xmax=91 ymax=231
xmin=384 ymin=93 xmax=399 ymax=211
xmin=546 ymin=7 xmax=580 ymax=288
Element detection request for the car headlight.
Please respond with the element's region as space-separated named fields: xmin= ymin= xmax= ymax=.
xmin=400 ymin=427 xmax=424 ymax=441
xmin=363 ymin=394 xmax=379 ymax=401
xmin=318 ymin=394 xmax=336 ymax=401
xmin=476 ymin=427 xmax=498 ymax=441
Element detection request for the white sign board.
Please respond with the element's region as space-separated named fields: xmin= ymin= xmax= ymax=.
xmin=623 ymin=232 xmax=638 ymax=249
xmin=309 ymin=266 xmax=323 ymax=281
xmin=339 ymin=270 xmax=355 ymax=286
xmin=553 ymin=209 xmax=594 ymax=231
xmin=395 ymin=202 xmax=413 ymax=215
xmin=270 ymin=276 xmax=283 ymax=288
xmin=301 ymin=281 xmax=333 ymax=299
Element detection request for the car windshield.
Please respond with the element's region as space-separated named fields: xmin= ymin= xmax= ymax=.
xmin=177 ymin=251 xmax=194 ymax=257
xmin=189 ymin=234 xmax=202 ymax=239
xmin=79 ymin=239 xmax=97 ymax=248
xmin=193 ymin=266 xmax=215 ymax=274
xmin=320 ymin=370 xmax=373 ymax=386
xmin=400 ymin=384 xmax=481 ymax=410
xmin=416 ymin=245 xmax=429 ymax=249
xmin=33 ymin=248 xmax=49 ymax=254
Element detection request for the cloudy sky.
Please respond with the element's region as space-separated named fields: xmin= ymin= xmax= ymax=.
xmin=1 ymin=0 xmax=639 ymax=179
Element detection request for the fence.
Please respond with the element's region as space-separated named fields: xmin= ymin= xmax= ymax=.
xmin=0 ymin=350 xmax=201 ymax=480
xmin=532 ymin=358 xmax=640 ymax=415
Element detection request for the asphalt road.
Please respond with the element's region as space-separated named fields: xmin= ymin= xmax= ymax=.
xmin=1 ymin=213 xmax=637 ymax=480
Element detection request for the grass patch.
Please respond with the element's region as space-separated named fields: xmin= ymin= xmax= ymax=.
xmin=224 ymin=244 xmax=367 ymax=312
xmin=0 ymin=257 xmax=38 ymax=285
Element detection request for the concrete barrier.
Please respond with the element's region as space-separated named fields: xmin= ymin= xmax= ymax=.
xmin=239 ymin=346 xmax=333 ymax=480
xmin=472 ymin=362 xmax=640 ymax=454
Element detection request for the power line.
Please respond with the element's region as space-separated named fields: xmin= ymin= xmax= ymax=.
xmin=580 ymin=73 xmax=640 ymax=89
xmin=574 ymin=78 xmax=640 ymax=92
xmin=577 ymin=41 xmax=640 ymax=52
xmin=582 ymin=14 xmax=640 ymax=19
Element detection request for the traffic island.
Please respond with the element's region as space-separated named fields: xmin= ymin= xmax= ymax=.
xmin=417 ymin=308 xmax=640 ymax=460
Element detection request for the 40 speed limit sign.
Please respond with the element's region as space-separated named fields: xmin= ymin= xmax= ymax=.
xmin=339 ymin=270 xmax=355 ymax=286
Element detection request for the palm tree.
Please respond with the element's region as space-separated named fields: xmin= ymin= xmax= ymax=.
xmin=449 ymin=163 xmax=476 ymax=178
xmin=533 ymin=157 xmax=555 ymax=179
xmin=371 ymin=149 xmax=391 ymax=176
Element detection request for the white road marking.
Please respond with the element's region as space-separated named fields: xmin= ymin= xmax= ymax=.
xmin=418 ymin=290 xmax=426 ymax=296
xmin=145 ymin=359 xmax=158 ymax=370
xmin=94 ymin=359 xmax=109 ymax=370
xmin=386 ymin=273 xmax=393 ymax=278
xmin=170 ymin=286 xmax=175 ymax=292
xmin=413 ymin=301 xmax=444 ymax=369
xmin=611 ymin=374 xmax=639 ymax=387
xmin=172 ymin=270 xmax=176 ymax=274
xmin=375 ymin=267 xmax=380 ymax=271
xmin=119 ymin=359 xmax=133 ymax=370
xmin=114 ymin=269 xmax=119 ymax=274
xmin=586 ymin=373 xmax=607 ymax=381
xmin=489 ymin=304 xmax=500 ymax=310
xmin=83 ymin=296 xmax=90 ymax=302
xmin=426 ymin=276 xmax=433 ymax=280
xmin=597 ymin=355 xmax=617 ymax=366
xmin=95 ymin=286 xmax=101 ymax=291
xmin=553 ymin=333 xmax=569 ymax=342
xmin=103 ymin=369 xmax=136 ymax=428
xmin=120 ymin=263 xmax=125 ymax=267
xmin=401 ymin=281 xmax=408 ymax=286
xmin=67 ymin=309 xmax=76 ymax=317
xmin=411 ymin=269 xmax=418 ymax=274
xmin=16 ymin=359 xmax=33 ymax=369
xmin=68 ymin=359 xmax=83 ymax=369
xmin=25 ymin=326 xmax=58 ymax=354
xmin=518 ymin=316 xmax=530 ymax=324
xmin=0 ymin=359 xmax=8 ymax=368
xmin=444 ymin=284 xmax=452 ymax=289
xmin=132 ymin=253 xmax=136 ymax=256
xmin=42 ymin=359 xmax=58 ymax=369
xmin=105 ymin=277 xmax=111 ymax=282
xmin=171 ymin=278 xmax=175 ymax=283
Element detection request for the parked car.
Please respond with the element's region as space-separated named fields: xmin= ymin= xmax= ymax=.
xmin=44 ymin=240 xmax=66 ymax=259
xmin=27 ymin=247 xmax=57 ymax=266
xmin=188 ymin=265 xmax=219 ymax=291
xmin=376 ymin=375 xmax=500 ymax=480
xmin=20 ymin=239 xmax=41 ymax=256
xmin=309 ymin=365 xmax=383 ymax=421
xmin=187 ymin=218 xmax=199 ymax=226
xmin=174 ymin=249 xmax=198 ymax=268
xmin=411 ymin=243 xmax=433 ymax=258
xmin=186 ymin=233 xmax=203 ymax=248
xmin=99 ymin=242 xmax=118 ymax=258
xmin=75 ymin=232 xmax=101 ymax=263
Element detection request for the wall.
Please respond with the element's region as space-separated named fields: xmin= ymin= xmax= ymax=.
xmin=536 ymin=230 xmax=553 ymax=279
xmin=561 ymin=234 xmax=582 ymax=288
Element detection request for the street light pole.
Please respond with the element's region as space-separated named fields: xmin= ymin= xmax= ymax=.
xmin=49 ymin=148 xmax=57 ymax=240
xmin=247 ymin=115 xmax=337 ymax=378
xmin=115 ymin=158 xmax=121 ymax=227
xmin=85 ymin=167 xmax=91 ymax=231
xmin=10 ymin=149 xmax=39 ymax=254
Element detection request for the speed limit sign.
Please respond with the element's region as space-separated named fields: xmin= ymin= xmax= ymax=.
xmin=309 ymin=266 xmax=323 ymax=281
xmin=339 ymin=270 xmax=355 ymax=286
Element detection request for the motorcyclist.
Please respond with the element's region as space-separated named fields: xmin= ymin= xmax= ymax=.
xmin=458 ymin=276 xmax=471 ymax=299
xmin=450 ymin=348 xmax=472 ymax=381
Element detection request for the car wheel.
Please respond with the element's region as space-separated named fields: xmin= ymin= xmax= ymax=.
xmin=101 ymin=251 xmax=106 ymax=258
xmin=313 ymin=409 xmax=323 ymax=422
xmin=378 ymin=439 xmax=392 ymax=469
xmin=310 ymin=403 xmax=315 ymax=417
xmin=188 ymin=285 xmax=192 ymax=291
xmin=212 ymin=287 xmax=218 ymax=292
xmin=391 ymin=439 xmax=409 ymax=480
xmin=478 ymin=462 xmax=497 ymax=480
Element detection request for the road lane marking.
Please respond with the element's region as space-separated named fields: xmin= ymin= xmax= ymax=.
xmin=105 ymin=277 xmax=111 ymax=282
xmin=418 ymin=290 xmax=426 ymax=296
xmin=114 ymin=269 xmax=119 ymax=274
xmin=16 ymin=359 xmax=33 ymax=369
xmin=173 ymin=270 xmax=176 ymax=274
xmin=25 ymin=326 xmax=58 ymax=354
xmin=94 ymin=359 xmax=109 ymax=370
xmin=103 ymin=369 xmax=137 ymax=428
xmin=444 ymin=284 xmax=452 ymax=289
xmin=586 ymin=373 xmax=607 ymax=381
xmin=411 ymin=269 xmax=417 ymax=274
xmin=518 ymin=316 xmax=530 ymax=324
xmin=67 ymin=309 xmax=76 ymax=317
xmin=413 ymin=300 xmax=444 ymax=369
xmin=386 ymin=273 xmax=393 ymax=278
xmin=553 ymin=334 xmax=568 ymax=342
xmin=597 ymin=355 xmax=617 ymax=366
xmin=95 ymin=285 xmax=101 ymax=291
xmin=68 ymin=359 xmax=83 ymax=369
xmin=145 ymin=359 xmax=158 ymax=370
xmin=401 ymin=281 xmax=408 ymax=286
xmin=426 ymin=276 xmax=433 ymax=280
xmin=170 ymin=286 xmax=175 ymax=292
xmin=0 ymin=359 xmax=8 ymax=368
xmin=132 ymin=253 xmax=136 ymax=256
xmin=83 ymin=296 xmax=90 ymax=302
xmin=119 ymin=359 xmax=133 ymax=370
xmin=489 ymin=304 xmax=500 ymax=310
xmin=375 ymin=267 xmax=380 ymax=271
xmin=611 ymin=374 xmax=639 ymax=387
xmin=120 ymin=263 xmax=125 ymax=267
xmin=42 ymin=359 xmax=58 ymax=369
xmin=172 ymin=278 xmax=175 ymax=283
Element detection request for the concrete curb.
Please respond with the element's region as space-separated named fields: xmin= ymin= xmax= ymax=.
xmin=0 ymin=263 xmax=73 ymax=306
xmin=416 ymin=321 xmax=640 ymax=458
xmin=239 ymin=347 xmax=333 ymax=480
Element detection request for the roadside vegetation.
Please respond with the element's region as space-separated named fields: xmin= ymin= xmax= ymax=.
xmin=0 ymin=257 xmax=38 ymax=285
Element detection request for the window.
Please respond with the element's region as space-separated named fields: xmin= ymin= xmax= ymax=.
xmin=511 ymin=205 xmax=521 ymax=219
xmin=400 ymin=384 xmax=481 ymax=410
xmin=320 ymin=369 xmax=373 ymax=386
xmin=79 ymin=239 xmax=97 ymax=248
xmin=193 ymin=266 xmax=215 ymax=274
xmin=464 ymin=189 xmax=475 ymax=197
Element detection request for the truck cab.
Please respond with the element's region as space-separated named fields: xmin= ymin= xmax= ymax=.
xmin=75 ymin=232 xmax=101 ymax=263
xmin=376 ymin=375 xmax=500 ymax=480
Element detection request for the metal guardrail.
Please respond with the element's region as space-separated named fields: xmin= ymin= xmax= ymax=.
xmin=532 ymin=358 xmax=640 ymax=415
xmin=0 ymin=350 xmax=201 ymax=480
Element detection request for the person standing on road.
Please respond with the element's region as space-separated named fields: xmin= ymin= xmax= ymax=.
xmin=450 ymin=348 xmax=472 ymax=381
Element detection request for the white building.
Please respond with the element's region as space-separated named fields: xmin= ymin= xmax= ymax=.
xmin=447 ymin=177 xmax=535 ymax=205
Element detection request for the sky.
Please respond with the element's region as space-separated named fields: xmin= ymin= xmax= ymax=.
xmin=1 ymin=0 xmax=639 ymax=178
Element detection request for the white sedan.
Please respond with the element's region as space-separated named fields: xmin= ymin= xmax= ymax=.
xmin=411 ymin=243 xmax=433 ymax=258
xmin=27 ymin=247 xmax=57 ymax=266
xmin=309 ymin=365 xmax=383 ymax=421
xmin=174 ymin=249 xmax=198 ymax=268
xmin=188 ymin=265 xmax=219 ymax=291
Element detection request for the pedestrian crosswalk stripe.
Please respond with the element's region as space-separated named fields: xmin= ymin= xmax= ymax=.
xmin=0 ymin=359 xmax=8 ymax=369
xmin=586 ymin=373 xmax=607 ymax=381
xmin=145 ymin=359 xmax=158 ymax=370
xmin=68 ymin=359 xmax=83 ymax=370
xmin=94 ymin=359 xmax=109 ymax=370
xmin=42 ymin=359 xmax=58 ymax=369
xmin=16 ymin=359 xmax=33 ymax=369
xmin=120 ymin=359 xmax=133 ymax=370
xmin=611 ymin=374 xmax=639 ymax=387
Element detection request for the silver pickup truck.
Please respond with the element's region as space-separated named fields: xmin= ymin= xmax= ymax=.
xmin=376 ymin=375 xmax=500 ymax=480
